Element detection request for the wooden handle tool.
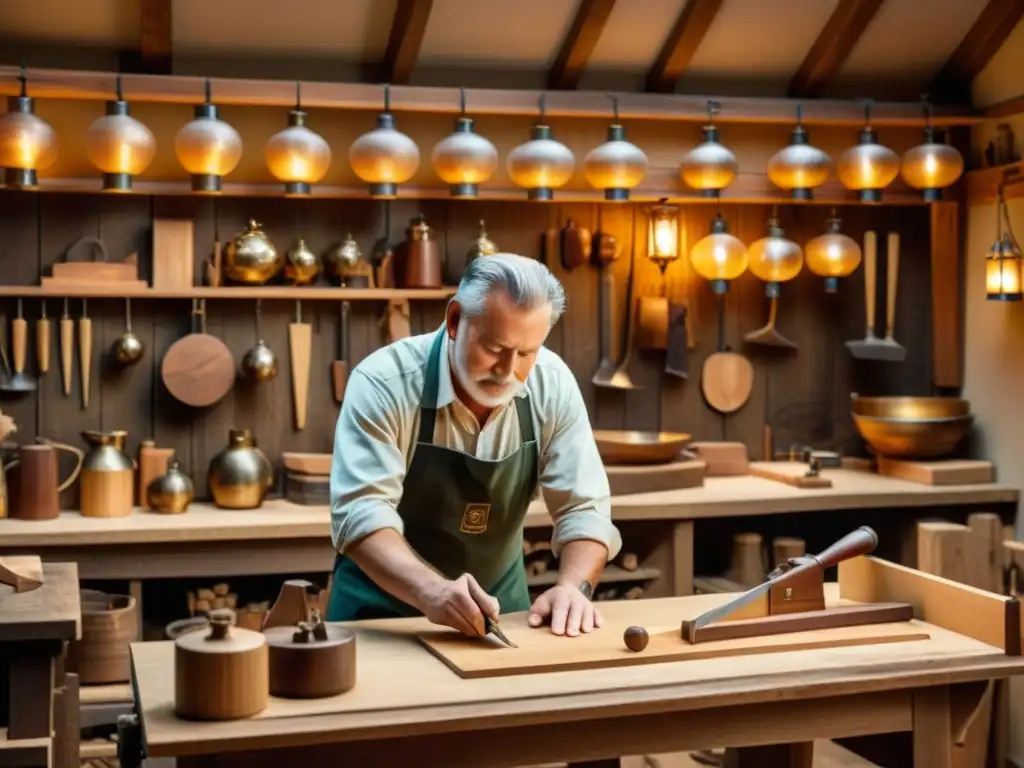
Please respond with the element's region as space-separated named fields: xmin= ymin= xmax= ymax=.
xmin=288 ymin=300 xmax=312 ymax=431
xmin=862 ymin=231 xmax=877 ymax=339
xmin=60 ymin=297 xmax=73 ymax=396
xmin=79 ymin=298 xmax=92 ymax=409
xmin=331 ymin=301 xmax=350 ymax=403
xmin=11 ymin=299 xmax=27 ymax=376
xmin=36 ymin=301 xmax=50 ymax=375
xmin=885 ymin=231 xmax=900 ymax=342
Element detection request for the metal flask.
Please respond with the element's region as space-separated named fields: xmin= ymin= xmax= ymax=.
xmin=207 ymin=428 xmax=274 ymax=510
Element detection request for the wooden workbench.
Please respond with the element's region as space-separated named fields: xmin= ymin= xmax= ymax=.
xmin=124 ymin=572 xmax=1024 ymax=768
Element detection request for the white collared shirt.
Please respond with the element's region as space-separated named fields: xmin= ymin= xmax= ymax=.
xmin=330 ymin=327 xmax=622 ymax=562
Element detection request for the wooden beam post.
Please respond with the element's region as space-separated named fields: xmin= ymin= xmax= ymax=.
xmin=381 ymin=0 xmax=434 ymax=86
xmin=788 ymin=0 xmax=886 ymax=98
xmin=547 ymin=0 xmax=617 ymax=91
xmin=139 ymin=0 xmax=173 ymax=76
xmin=645 ymin=0 xmax=723 ymax=94
xmin=930 ymin=201 xmax=962 ymax=391
xmin=931 ymin=0 xmax=1024 ymax=103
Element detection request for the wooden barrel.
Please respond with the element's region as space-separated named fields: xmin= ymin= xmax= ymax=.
xmin=67 ymin=591 xmax=138 ymax=684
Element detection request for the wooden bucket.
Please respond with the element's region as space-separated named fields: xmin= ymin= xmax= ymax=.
xmin=67 ymin=591 xmax=138 ymax=684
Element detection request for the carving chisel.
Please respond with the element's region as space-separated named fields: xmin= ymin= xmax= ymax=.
xmin=60 ymin=297 xmax=73 ymax=396
xmin=36 ymin=300 xmax=50 ymax=376
xmin=484 ymin=616 xmax=517 ymax=648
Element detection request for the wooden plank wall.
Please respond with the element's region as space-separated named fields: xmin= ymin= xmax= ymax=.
xmin=0 ymin=191 xmax=932 ymax=507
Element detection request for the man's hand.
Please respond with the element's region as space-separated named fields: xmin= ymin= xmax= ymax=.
xmin=528 ymin=583 xmax=603 ymax=637
xmin=416 ymin=573 xmax=499 ymax=638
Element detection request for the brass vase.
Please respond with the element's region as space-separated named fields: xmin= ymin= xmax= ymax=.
xmin=223 ymin=219 xmax=282 ymax=284
xmin=207 ymin=429 xmax=274 ymax=510
xmin=147 ymin=458 xmax=194 ymax=515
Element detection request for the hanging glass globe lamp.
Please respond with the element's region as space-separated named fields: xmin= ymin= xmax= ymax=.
xmin=680 ymin=100 xmax=738 ymax=198
xmin=430 ymin=87 xmax=497 ymax=198
xmin=805 ymin=209 xmax=862 ymax=292
xmin=175 ymin=78 xmax=243 ymax=193
xmin=85 ymin=75 xmax=156 ymax=192
xmin=836 ymin=101 xmax=900 ymax=203
xmin=0 ymin=64 xmax=58 ymax=189
xmin=690 ymin=212 xmax=748 ymax=294
xmin=349 ymin=84 xmax=420 ymax=199
xmin=900 ymin=98 xmax=964 ymax=202
xmin=507 ymin=93 xmax=575 ymax=201
xmin=747 ymin=209 xmax=803 ymax=297
xmin=265 ymin=82 xmax=332 ymax=196
xmin=584 ymin=95 xmax=648 ymax=201
xmin=767 ymin=103 xmax=831 ymax=200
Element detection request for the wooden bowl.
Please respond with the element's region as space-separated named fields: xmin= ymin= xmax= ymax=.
xmin=851 ymin=414 xmax=974 ymax=459
xmin=851 ymin=395 xmax=970 ymax=420
xmin=593 ymin=430 xmax=691 ymax=465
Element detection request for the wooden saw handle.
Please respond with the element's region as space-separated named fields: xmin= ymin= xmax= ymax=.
xmin=814 ymin=526 xmax=878 ymax=571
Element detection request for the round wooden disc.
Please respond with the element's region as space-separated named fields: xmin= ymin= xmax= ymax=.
xmin=161 ymin=333 xmax=236 ymax=407
xmin=701 ymin=351 xmax=754 ymax=414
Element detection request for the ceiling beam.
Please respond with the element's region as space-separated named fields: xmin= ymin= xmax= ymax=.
xmin=381 ymin=0 xmax=434 ymax=85
xmin=788 ymin=0 xmax=886 ymax=98
xmin=645 ymin=0 xmax=723 ymax=94
xmin=138 ymin=0 xmax=173 ymax=75
xmin=547 ymin=0 xmax=617 ymax=90
xmin=930 ymin=0 xmax=1024 ymax=103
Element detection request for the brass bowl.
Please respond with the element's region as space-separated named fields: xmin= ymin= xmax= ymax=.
xmin=851 ymin=395 xmax=970 ymax=420
xmin=851 ymin=414 xmax=974 ymax=459
xmin=593 ymin=430 xmax=691 ymax=465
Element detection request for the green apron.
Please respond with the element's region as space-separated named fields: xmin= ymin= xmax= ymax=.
xmin=327 ymin=328 xmax=539 ymax=622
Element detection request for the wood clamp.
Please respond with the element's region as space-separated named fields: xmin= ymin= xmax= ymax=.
xmin=682 ymin=526 xmax=914 ymax=644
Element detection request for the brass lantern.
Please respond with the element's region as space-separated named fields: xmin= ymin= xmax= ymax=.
xmin=690 ymin=212 xmax=747 ymax=294
xmin=175 ymin=78 xmax=243 ymax=193
xmin=767 ymin=104 xmax=830 ymax=200
xmin=986 ymin=188 xmax=1023 ymax=301
xmin=680 ymin=100 xmax=737 ymax=198
xmin=85 ymin=75 xmax=156 ymax=191
xmin=647 ymin=198 xmax=679 ymax=274
xmin=265 ymin=82 xmax=332 ymax=196
xmin=430 ymin=87 xmax=497 ymax=198
xmin=507 ymin=93 xmax=575 ymax=201
xmin=747 ymin=208 xmax=803 ymax=298
xmin=900 ymin=99 xmax=964 ymax=202
xmin=0 ymin=65 xmax=58 ymax=189
xmin=584 ymin=95 xmax=648 ymax=201
xmin=805 ymin=209 xmax=862 ymax=293
xmin=836 ymin=101 xmax=900 ymax=203
xmin=349 ymin=84 xmax=420 ymax=198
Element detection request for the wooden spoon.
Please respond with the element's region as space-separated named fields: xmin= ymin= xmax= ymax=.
xmin=701 ymin=293 xmax=753 ymax=413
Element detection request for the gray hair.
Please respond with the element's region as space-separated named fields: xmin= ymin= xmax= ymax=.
xmin=453 ymin=253 xmax=566 ymax=329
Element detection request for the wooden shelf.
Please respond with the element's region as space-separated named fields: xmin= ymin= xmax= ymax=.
xmin=0 ymin=65 xmax=980 ymax=127
xmin=526 ymin=565 xmax=661 ymax=588
xmin=0 ymin=286 xmax=456 ymax=300
xmin=29 ymin=171 xmax=934 ymax=206
xmin=965 ymin=160 xmax=1024 ymax=204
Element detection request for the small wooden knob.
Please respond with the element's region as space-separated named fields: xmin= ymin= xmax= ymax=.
xmin=623 ymin=625 xmax=649 ymax=652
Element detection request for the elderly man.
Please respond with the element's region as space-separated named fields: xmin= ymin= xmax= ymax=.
xmin=326 ymin=252 xmax=621 ymax=639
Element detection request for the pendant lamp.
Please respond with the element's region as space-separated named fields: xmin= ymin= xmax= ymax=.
xmin=986 ymin=186 xmax=1023 ymax=301
xmin=0 ymin=64 xmax=58 ymax=189
xmin=900 ymin=98 xmax=964 ymax=202
xmin=584 ymin=95 xmax=648 ymax=201
xmin=747 ymin=208 xmax=803 ymax=297
xmin=430 ymin=87 xmax=497 ymax=198
xmin=836 ymin=101 xmax=900 ymax=203
xmin=767 ymin=104 xmax=831 ymax=200
xmin=647 ymin=198 xmax=680 ymax=274
xmin=507 ymin=93 xmax=575 ymax=201
xmin=175 ymin=78 xmax=243 ymax=193
xmin=680 ymin=100 xmax=738 ymax=198
xmin=805 ymin=209 xmax=862 ymax=293
xmin=349 ymin=84 xmax=420 ymax=198
xmin=85 ymin=75 xmax=156 ymax=191
xmin=265 ymin=82 xmax=332 ymax=196
xmin=690 ymin=212 xmax=747 ymax=294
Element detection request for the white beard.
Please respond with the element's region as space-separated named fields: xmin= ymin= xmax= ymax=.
xmin=451 ymin=324 xmax=524 ymax=408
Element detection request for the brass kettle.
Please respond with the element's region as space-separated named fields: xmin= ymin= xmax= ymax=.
xmin=223 ymin=220 xmax=282 ymax=285
xmin=147 ymin=458 xmax=194 ymax=515
xmin=207 ymin=428 xmax=274 ymax=510
xmin=323 ymin=234 xmax=373 ymax=288
xmin=283 ymin=238 xmax=320 ymax=285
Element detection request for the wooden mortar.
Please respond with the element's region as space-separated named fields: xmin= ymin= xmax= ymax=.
xmin=174 ymin=608 xmax=269 ymax=721
xmin=66 ymin=591 xmax=139 ymax=684
xmin=265 ymin=610 xmax=356 ymax=699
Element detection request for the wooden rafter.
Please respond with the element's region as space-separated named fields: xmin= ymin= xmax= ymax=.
xmin=788 ymin=0 xmax=886 ymax=98
xmin=138 ymin=0 xmax=173 ymax=75
xmin=646 ymin=0 xmax=723 ymax=94
xmin=931 ymin=0 xmax=1024 ymax=103
xmin=547 ymin=0 xmax=617 ymax=90
xmin=381 ymin=0 xmax=434 ymax=85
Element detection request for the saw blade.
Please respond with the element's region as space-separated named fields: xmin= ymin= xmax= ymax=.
xmin=691 ymin=580 xmax=773 ymax=629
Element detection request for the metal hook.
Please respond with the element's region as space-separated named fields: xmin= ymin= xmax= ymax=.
xmin=538 ymin=92 xmax=546 ymax=122
xmin=459 ymin=86 xmax=467 ymax=115
xmin=706 ymin=99 xmax=721 ymax=123
xmin=115 ymin=74 xmax=123 ymax=102
xmin=608 ymin=94 xmax=619 ymax=122
xmin=204 ymin=77 xmax=212 ymax=103
xmin=795 ymin=101 xmax=803 ymax=124
xmin=18 ymin=60 xmax=27 ymax=98
xmin=384 ymin=83 xmax=391 ymax=112
xmin=294 ymin=81 xmax=301 ymax=110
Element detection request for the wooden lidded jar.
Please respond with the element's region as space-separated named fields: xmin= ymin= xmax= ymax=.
xmin=174 ymin=608 xmax=269 ymax=721
xmin=265 ymin=610 xmax=356 ymax=699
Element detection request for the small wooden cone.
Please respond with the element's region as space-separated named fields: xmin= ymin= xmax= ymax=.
xmin=288 ymin=321 xmax=312 ymax=430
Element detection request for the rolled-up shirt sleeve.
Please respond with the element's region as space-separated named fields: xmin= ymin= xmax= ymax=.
xmin=538 ymin=370 xmax=622 ymax=561
xmin=330 ymin=369 xmax=407 ymax=554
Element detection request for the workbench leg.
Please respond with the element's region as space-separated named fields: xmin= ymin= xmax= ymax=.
xmin=129 ymin=579 xmax=144 ymax=641
xmin=723 ymin=742 xmax=812 ymax=768
xmin=7 ymin=640 xmax=57 ymax=739
xmin=672 ymin=521 xmax=694 ymax=596
xmin=53 ymin=672 xmax=80 ymax=768
xmin=913 ymin=685 xmax=952 ymax=768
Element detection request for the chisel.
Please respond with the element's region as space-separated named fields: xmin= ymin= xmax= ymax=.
xmin=79 ymin=298 xmax=92 ymax=409
xmin=60 ymin=297 xmax=74 ymax=397
xmin=36 ymin=300 xmax=50 ymax=376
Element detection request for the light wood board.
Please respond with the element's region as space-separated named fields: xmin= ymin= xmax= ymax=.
xmin=748 ymin=461 xmax=833 ymax=489
xmin=417 ymin=598 xmax=930 ymax=679
xmin=875 ymin=457 xmax=995 ymax=486
xmin=0 ymin=561 xmax=80 ymax=642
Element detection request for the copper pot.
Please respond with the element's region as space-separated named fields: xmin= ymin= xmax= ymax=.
xmin=593 ymin=430 xmax=692 ymax=465
xmin=396 ymin=214 xmax=442 ymax=289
